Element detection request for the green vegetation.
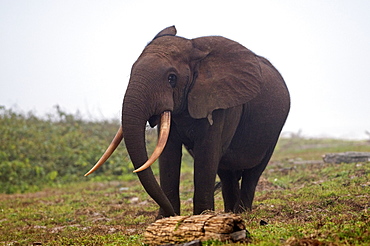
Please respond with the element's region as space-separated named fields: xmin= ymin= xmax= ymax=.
xmin=0 ymin=106 xmax=136 ymax=194
xmin=0 ymin=107 xmax=369 ymax=245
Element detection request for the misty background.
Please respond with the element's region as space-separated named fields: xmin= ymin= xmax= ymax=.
xmin=1 ymin=0 xmax=369 ymax=139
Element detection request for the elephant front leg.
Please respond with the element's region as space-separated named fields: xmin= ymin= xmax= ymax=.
xmin=192 ymin=131 xmax=223 ymax=214
xmin=193 ymin=160 xmax=219 ymax=214
xmin=191 ymin=109 xmax=239 ymax=214
xmin=158 ymin=130 xmax=183 ymax=216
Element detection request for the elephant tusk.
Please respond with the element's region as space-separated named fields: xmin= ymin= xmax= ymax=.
xmin=133 ymin=111 xmax=171 ymax=173
xmin=84 ymin=126 xmax=123 ymax=176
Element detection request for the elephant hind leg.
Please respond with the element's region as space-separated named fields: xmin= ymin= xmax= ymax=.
xmin=239 ymin=146 xmax=275 ymax=211
xmin=238 ymin=168 xmax=263 ymax=212
xmin=217 ymin=169 xmax=242 ymax=213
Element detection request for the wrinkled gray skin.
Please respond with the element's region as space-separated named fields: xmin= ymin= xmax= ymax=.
xmin=121 ymin=26 xmax=290 ymax=218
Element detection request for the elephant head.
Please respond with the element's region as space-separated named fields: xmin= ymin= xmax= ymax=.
xmin=85 ymin=26 xmax=264 ymax=216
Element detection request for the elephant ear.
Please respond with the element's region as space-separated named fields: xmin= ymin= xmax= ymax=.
xmin=188 ymin=36 xmax=262 ymax=124
xmin=153 ymin=26 xmax=177 ymax=40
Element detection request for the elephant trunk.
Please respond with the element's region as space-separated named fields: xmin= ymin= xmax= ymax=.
xmin=121 ymin=91 xmax=175 ymax=217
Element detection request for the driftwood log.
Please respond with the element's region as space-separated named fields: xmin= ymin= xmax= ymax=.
xmin=144 ymin=213 xmax=248 ymax=245
xmin=323 ymin=152 xmax=370 ymax=164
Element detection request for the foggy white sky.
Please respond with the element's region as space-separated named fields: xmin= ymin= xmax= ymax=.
xmin=0 ymin=0 xmax=369 ymax=139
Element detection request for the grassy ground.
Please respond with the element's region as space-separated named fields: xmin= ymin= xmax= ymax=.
xmin=0 ymin=138 xmax=369 ymax=245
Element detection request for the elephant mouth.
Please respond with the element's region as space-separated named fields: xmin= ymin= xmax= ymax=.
xmin=148 ymin=115 xmax=160 ymax=128
xmin=84 ymin=111 xmax=171 ymax=176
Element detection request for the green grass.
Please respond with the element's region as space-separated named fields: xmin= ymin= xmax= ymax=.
xmin=0 ymin=107 xmax=369 ymax=245
xmin=245 ymin=160 xmax=370 ymax=245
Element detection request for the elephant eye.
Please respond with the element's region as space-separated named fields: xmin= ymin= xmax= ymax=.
xmin=168 ymin=74 xmax=177 ymax=88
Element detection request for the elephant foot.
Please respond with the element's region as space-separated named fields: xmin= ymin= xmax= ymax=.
xmin=155 ymin=213 xmax=165 ymax=220
xmin=231 ymin=200 xmax=252 ymax=214
xmin=233 ymin=206 xmax=251 ymax=214
xmin=156 ymin=208 xmax=178 ymax=220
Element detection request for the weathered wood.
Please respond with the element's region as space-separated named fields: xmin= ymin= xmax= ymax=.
xmin=144 ymin=213 xmax=248 ymax=245
xmin=323 ymin=152 xmax=370 ymax=164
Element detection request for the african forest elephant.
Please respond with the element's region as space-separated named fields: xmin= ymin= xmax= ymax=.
xmin=85 ymin=26 xmax=290 ymax=218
